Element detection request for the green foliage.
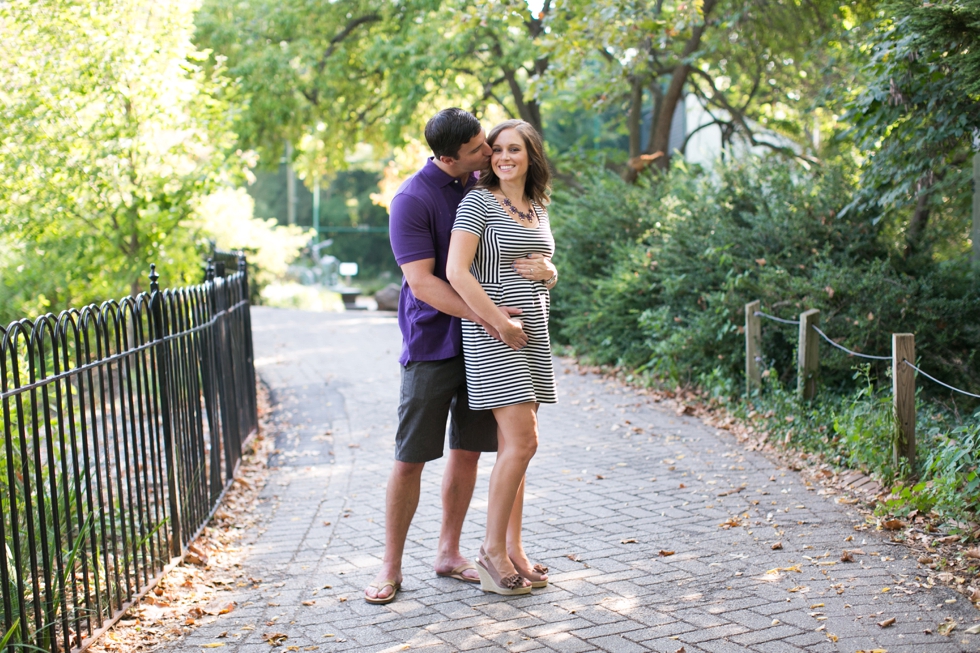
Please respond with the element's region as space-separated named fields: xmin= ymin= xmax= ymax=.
xmin=838 ymin=1 xmax=980 ymax=261
xmin=0 ymin=0 xmax=243 ymax=323
xmin=551 ymin=158 xmax=980 ymax=401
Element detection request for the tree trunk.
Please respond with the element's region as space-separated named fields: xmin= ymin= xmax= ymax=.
xmin=502 ymin=66 xmax=544 ymax=137
xmin=904 ymin=178 xmax=933 ymax=259
xmin=622 ymin=77 xmax=645 ymax=183
xmin=649 ymin=0 xmax=718 ymax=172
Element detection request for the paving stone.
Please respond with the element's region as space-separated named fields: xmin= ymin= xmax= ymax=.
xmin=167 ymin=309 xmax=980 ymax=653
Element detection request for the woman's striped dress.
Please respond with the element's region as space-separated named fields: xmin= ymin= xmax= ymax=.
xmin=452 ymin=188 xmax=557 ymax=410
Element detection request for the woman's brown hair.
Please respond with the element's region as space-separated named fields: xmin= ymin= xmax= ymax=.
xmin=476 ymin=119 xmax=551 ymax=206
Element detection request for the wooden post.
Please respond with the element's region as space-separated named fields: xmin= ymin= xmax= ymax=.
xmin=972 ymin=152 xmax=980 ymax=264
xmin=745 ymin=300 xmax=762 ymax=394
xmin=893 ymin=333 xmax=916 ymax=472
xmin=797 ymin=309 xmax=820 ymax=400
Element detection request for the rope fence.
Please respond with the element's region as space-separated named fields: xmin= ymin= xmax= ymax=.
xmin=744 ymin=300 xmax=980 ymax=472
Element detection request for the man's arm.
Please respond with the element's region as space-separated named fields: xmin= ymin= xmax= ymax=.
xmin=401 ymin=258 xmax=476 ymax=320
xmin=401 ymin=259 xmax=522 ymax=340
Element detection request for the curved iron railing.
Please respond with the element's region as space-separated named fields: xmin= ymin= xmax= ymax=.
xmin=0 ymin=254 xmax=258 ymax=652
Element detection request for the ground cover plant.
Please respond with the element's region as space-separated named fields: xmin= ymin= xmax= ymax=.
xmin=549 ymin=156 xmax=980 ymax=523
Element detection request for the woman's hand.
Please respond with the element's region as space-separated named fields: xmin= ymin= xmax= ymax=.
xmin=512 ymin=253 xmax=556 ymax=282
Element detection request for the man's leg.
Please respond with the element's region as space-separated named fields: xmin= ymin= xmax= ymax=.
xmin=365 ymin=460 xmax=424 ymax=601
xmin=434 ymin=449 xmax=480 ymax=579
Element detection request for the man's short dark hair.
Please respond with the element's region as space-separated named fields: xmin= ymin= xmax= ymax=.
xmin=424 ymin=108 xmax=482 ymax=159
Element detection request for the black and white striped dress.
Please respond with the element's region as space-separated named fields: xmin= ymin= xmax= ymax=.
xmin=452 ymin=188 xmax=557 ymax=410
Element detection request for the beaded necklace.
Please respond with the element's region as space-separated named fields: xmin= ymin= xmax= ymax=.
xmin=501 ymin=196 xmax=535 ymax=223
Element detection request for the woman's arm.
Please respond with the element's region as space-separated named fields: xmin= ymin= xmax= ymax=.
xmin=447 ymin=230 xmax=528 ymax=350
xmin=513 ymin=253 xmax=557 ymax=288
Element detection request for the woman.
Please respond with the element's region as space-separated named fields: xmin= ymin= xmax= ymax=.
xmin=446 ymin=119 xmax=558 ymax=595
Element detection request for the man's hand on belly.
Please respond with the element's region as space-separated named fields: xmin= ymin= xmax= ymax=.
xmin=481 ymin=305 xmax=525 ymax=346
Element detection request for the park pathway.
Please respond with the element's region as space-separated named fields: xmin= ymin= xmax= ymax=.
xmin=175 ymin=307 xmax=979 ymax=652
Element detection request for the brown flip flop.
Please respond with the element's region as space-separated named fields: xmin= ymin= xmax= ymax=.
xmin=436 ymin=562 xmax=481 ymax=583
xmin=364 ymin=580 xmax=400 ymax=604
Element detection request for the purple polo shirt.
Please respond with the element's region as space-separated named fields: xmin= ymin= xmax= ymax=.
xmin=389 ymin=159 xmax=477 ymax=365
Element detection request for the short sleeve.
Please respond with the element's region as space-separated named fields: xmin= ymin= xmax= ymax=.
xmin=389 ymin=193 xmax=435 ymax=266
xmin=453 ymin=190 xmax=488 ymax=237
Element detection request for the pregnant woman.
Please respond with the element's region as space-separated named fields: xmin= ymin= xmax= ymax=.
xmin=446 ymin=119 xmax=558 ymax=595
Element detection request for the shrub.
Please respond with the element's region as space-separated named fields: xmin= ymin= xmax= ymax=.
xmin=550 ymin=157 xmax=980 ymax=404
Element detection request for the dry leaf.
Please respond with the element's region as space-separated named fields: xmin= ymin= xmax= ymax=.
xmin=938 ymin=620 xmax=956 ymax=636
xmin=841 ymin=550 xmax=854 ymax=562
xmin=964 ymin=623 xmax=980 ymax=634
xmin=771 ymin=542 xmax=783 ymax=550
xmin=202 ymin=600 xmax=235 ymax=616
xmin=881 ymin=519 xmax=906 ymax=531
xmin=717 ymin=486 xmax=745 ymax=497
xmin=202 ymin=644 xmax=226 ymax=649
xmin=965 ymin=548 xmax=980 ymax=560
xmin=621 ymin=538 xmax=639 ymax=544
xmin=301 ymin=600 xmax=316 ymax=606
xmin=878 ymin=617 xmax=896 ymax=628
xmin=658 ymin=550 xmax=675 ymax=557
xmin=264 ymin=633 xmax=288 ymax=645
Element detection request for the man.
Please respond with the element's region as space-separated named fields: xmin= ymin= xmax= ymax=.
xmin=364 ymin=108 xmax=528 ymax=604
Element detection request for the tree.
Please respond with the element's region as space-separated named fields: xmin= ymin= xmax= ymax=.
xmin=194 ymin=0 xmax=560 ymax=176
xmin=545 ymin=0 xmax=872 ymax=181
xmin=841 ymin=0 xmax=980 ymax=262
xmin=0 ymin=0 xmax=243 ymax=320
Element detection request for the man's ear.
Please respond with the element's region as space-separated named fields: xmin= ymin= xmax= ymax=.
xmin=437 ymin=155 xmax=458 ymax=167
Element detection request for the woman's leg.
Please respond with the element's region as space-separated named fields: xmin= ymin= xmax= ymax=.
xmin=484 ymin=402 xmax=539 ymax=581
xmin=505 ymin=405 xmax=547 ymax=583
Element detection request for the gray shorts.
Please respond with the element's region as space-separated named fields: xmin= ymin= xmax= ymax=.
xmin=395 ymin=355 xmax=497 ymax=463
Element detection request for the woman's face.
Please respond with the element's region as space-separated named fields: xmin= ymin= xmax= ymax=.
xmin=490 ymin=128 xmax=529 ymax=185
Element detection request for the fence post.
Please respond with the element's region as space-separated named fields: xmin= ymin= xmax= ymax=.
xmin=893 ymin=333 xmax=916 ymax=472
xmin=148 ymin=265 xmax=182 ymax=558
xmin=745 ymin=300 xmax=761 ymax=394
xmin=797 ymin=309 xmax=820 ymax=400
xmin=972 ymin=152 xmax=980 ymax=264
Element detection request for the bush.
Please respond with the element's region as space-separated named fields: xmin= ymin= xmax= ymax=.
xmin=550 ymin=157 xmax=980 ymax=404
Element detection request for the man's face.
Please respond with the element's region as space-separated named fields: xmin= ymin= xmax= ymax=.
xmin=453 ymin=130 xmax=492 ymax=173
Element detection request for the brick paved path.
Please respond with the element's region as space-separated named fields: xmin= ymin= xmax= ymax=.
xmin=175 ymin=308 xmax=980 ymax=652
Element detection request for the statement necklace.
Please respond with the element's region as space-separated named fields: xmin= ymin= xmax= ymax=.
xmin=501 ymin=196 xmax=535 ymax=223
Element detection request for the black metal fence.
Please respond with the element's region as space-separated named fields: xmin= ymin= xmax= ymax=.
xmin=0 ymin=255 xmax=258 ymax=652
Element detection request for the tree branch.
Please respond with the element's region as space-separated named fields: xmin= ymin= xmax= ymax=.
xmin=316 ymin=14 xmax=381 ymax=74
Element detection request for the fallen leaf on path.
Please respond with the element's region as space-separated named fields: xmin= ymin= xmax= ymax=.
xmin=201 ymin=600 xmax=235 ymax=616
xmin=938 ymin=620 xmax=956 ymax=636
xmin=881 ymin=519 xmax=906 ymax=531
xmin=621 ymin=538 xmax=638 ymax=544
xmin=771 ymin=542 xmax=782 ymax=550
xmin=301 ymin=600 xmax=316 ymax=606
xmin=965 ymin=548 xmax=980 ymax=560
xmin=202 ymin=644 xmax=226 ymax=649
xmin=658 ymin=550 xmax=675 ymax=557
xmin=263 ymin=632 xmax=288 ymax=645
xmin=965 ymin=624 xmax=980 ymax=634
xmin=878 ymin=617 xmax=896 ymax=628
xmin=717 ymin=486 xmax=745 ymax=496
xmin=719 ymin=516 xmax=742 ymax=529
xmin=767 ymin=565 xmax=802 ymax=574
